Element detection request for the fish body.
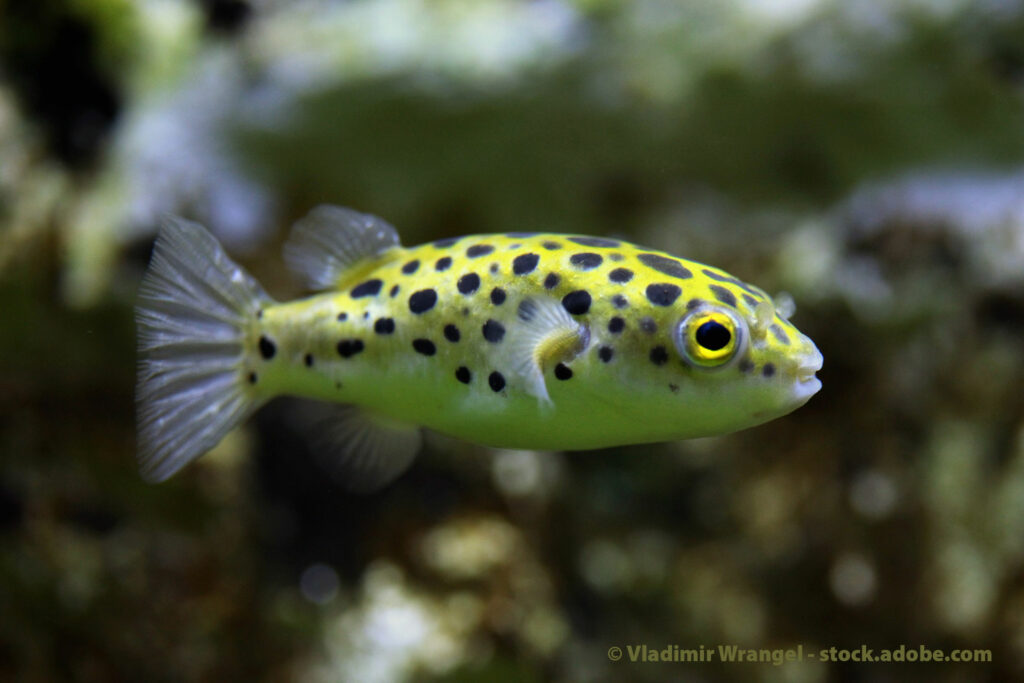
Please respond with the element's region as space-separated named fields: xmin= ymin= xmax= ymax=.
xmin=136 ymin=206 xmax=822 ymax=487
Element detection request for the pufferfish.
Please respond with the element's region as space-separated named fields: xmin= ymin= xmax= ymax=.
xmin=136 ymin=205 xmax=822 ymax=488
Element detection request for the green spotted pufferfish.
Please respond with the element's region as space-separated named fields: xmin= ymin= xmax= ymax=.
xmin=136 ymin=205 xmax=822 ymax=488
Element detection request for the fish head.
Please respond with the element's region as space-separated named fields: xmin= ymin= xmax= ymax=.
xmin=660 ymin=293 xmax=823 ymax=433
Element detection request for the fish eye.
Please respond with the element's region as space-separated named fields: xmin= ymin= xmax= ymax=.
xmin=696 ymin=320 xmax=731 ymax=351
xmin=674 ymin=307 xmax=745 ymax=369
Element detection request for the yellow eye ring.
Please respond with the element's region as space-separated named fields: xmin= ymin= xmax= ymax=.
xmin=674 ymin=307 xmax=745 ymax=369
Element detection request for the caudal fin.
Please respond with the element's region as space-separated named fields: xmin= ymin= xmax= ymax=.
xmin=135 ymin=217 xmax=272 ymax=482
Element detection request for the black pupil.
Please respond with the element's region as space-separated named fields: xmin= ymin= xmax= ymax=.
xmin=696 ymin=321 xmax=731 ymax=351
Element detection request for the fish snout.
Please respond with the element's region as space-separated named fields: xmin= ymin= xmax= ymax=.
xmin=789 ymin=341 xmax=823 ymax=404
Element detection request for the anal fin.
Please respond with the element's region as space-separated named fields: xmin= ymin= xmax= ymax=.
xmin=294 ymin=401 xmax=422 ymax=492
xmin=508 ymin=297 xmax=590 ymax=404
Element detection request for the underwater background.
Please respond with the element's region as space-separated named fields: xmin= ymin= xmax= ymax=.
xmin=2 ymin=1 xmax=1024 ymax=681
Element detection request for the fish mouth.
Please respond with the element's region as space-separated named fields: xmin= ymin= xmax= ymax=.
xmin=791 ymin=346 xmax=824 ymax=404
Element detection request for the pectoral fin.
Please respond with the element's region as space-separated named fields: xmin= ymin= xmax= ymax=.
xmin=507 ymin=297 xmax=590 ymax=404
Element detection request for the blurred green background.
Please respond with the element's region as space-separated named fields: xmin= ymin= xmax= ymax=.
xmin=3 ymin=0 xmax=1024 ymax=681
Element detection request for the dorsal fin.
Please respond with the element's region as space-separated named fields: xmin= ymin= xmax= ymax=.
xmin=283 ymin=205 xmax=402 ymax=291
xmin=507 ymin=297 xmax=590 ymax=404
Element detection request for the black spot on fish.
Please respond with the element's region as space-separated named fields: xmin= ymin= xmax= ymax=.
xmin=638 ymin=253 xmax=692 ymax=280
xmin=763 ymin=363 xmax=776 ymax=377
xmin=490 ymin=262 xmax=500 ymax=274
xmin=490 ymin=287 xmax=506 ymax=305
xmin=337 ymin=312 xmax=348 ymax=322
xmin=562 ymin=290 xmax=592 ymax=315
xmin=701 ymin=269 xmax=762 ymax=298
xmin=304 ymin=353 xmax=314 ymax=367
xmin=608 ymin=317 xmax=625 ymax=334
xmin=256 ymin=309 xmax=263 ymax=319
xmin=435 ymin=256 xmax=452 ymax=272
xmin=686 ymin=298 xmax=704 ymax=310
xmin=701 ymin=268 xmax=732 ymax=283
xmin=646 ymin=283 xmax=682 ymax=306
xmin=569 ymin=236 xmax=620 ymax=248
xmin=739 ymin=358 xmax=754 ymax=373
xmin=374 ymin=317 xmax=395 ymax=334
xmin=390 ymin=285 xmax=400 ymax=298
xmin=640 ymin=317 xmax=657 ymax=334
xmin=650 ymin=346 xmax=669 ymax=366
xmin=608 ymin=268 xmax=633 ymax=283
xmin=669 ymin=383 xmax=679 ymax=393
xmin=457 ymin=273 xmax=480 ymax=295
xmin=466 ymin=244 xmax=494 ymax=258
xmin=337 ymin=339 xmax=364 ymax=358
xmin=412 ymin=339 xmax=436 ymax=356
xmin=509 ymin=244 xmax=521 ymax=250
xmin=608 ymin=253 xmax=624 ymax=262
xmin=544 ymin=272 xmax=561 ymax=289
xmin=513 ymin=253 xmax=540 ymax=275
xmin=742 ymin=293 xmax=760 ymax=308
xmin=351 ymin=279 xmax=383 ymax=298
xmin=444 ymin=324 xmax=460 ymax=342
xmin=409 ymin=289 xmax=438 ymax=314
xmin=598 ymin=346 xmax=614 ymax=363
xmin=709 ymin=285 xmax=737 ymax=308
xmin=611 ymin=294 xmax=629 ymax=309
xmin=363 ymin=311 xmax=370 ymax=320
xmin=770 ymin=324 xmax=791 ymax=345
xmin=542 ymin=241 xmax=562 ymax=250
xmin=570 ymin=253 xmax=603 ymax=270
xmin=402 ymin=259 xmax=420 ymax=274
xmin=248 ymin=372 xmax=257 ymax=384
xmin=489 ymin=371 xmax=506 ymax=392
xmin=434 ymin=237 xmax=459 ymax=248
xmin=258 ymin=335 xmax=276 ymax=360
xmin=456 ymin=366 xmax=471 ymax=384
xmin=482 ymin=319 xmax=505 ymax=343
xmin=554 ymin=363 xmax=573 ymax=380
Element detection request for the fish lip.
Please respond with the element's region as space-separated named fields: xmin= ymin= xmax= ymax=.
xmin=791 ymin=346 xmax=823 ymax=402
xmin=790 ymin=375 xmax=822 ymax=406
xmin=795 ymin=346 xmax=823 ymax=381
xmin=796 ymin=365 xmax=821 ymax=384
xmin=795 ymin=373 xmax=822 ymax=391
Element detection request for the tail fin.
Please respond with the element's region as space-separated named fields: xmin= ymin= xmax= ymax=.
xmin=135 ymin=217 xmax=272 ymax=482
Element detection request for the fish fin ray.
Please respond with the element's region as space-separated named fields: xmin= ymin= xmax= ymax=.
xmin=507 ymin=297 xmax=590 ymax=405
xmin=136 ymin=217 xmax=272 ymax=482
xmin=283 ymin=205 xmax=401 ymax=291
xmin=296 ymin=401 xmax=421 ymax=492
